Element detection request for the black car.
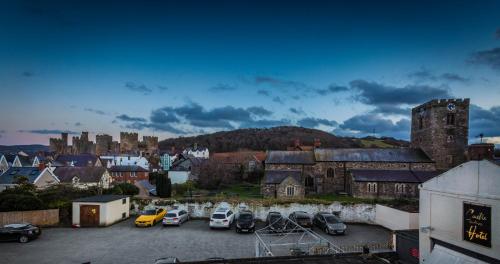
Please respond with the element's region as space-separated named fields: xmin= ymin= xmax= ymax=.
xmin=0 ymin=223 xmax=41 ymax=243
xmin=265 ymin=212 xmax=285 ymax=232
xmin=313 ymin=212 xmax=347 ymax=235
xmin=288 ymin=211 xmax=313 ymax=229
xmin=235 ymin=211 xmax=255 ymax=233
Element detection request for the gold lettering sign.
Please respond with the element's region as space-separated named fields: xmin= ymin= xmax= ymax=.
xmin=463 ymin=202 xmax=491 ymax=247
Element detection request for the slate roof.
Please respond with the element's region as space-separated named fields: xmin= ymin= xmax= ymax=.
xmin=211 ymin=151 xmax=266 ymax=164
xmin=351 ymin=169 xmax=440 ymax=183
xmin=73 ymin=195 xmax=129 ymax=203
xmin=3 ymin=154 xmax=17 ymax=163
xmin=314 ymin=148 xmax=433 ymax=163
xmin=54 ymin=167 xmax=107 ymax=183
xmin=265 ymin=151 xmax=315 ymax=164
xmin=264 ymin=170 xmax=302 ymax=184
xmin=17 ymin=155 xmax=33 ymax=166
xmin=109 ymin=165 xmax=148 ymax=172
xmin=55 ymin=154 xmax=99 ymax=167
xmin=0 ymin=167 xmax=43 ymax=184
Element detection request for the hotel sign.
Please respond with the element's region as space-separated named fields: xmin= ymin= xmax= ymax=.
xmin=463 ymin=202 xmax=491 ymax=247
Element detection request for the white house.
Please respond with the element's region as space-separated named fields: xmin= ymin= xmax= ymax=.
xmin=53 ymin=167 xmax=112 ymax=189
xmin=72 ymin=195 xmax=129 ymax=227
xmin=0 ymin=166 xmax=60 ymax=191
xmin=183 ymin=146 xmax=209 ymax=159
xmin=0 ymin=154 xmax=8 ymax=174
xmin=100 ymin=155 xmax=149 ymax=170
xmin=419 ymin=160 xmax=500 ymax=263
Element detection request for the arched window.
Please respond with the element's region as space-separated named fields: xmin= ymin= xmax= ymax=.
xmin=327 ymin=168 xmax=334 ymax=178
xmin=367 ymin=182 xmax=377 ymax=193
xmin=395 ymin=183 xmax=406 ymax=194
xmin=286 ymin=186 xmax=295 ymax=196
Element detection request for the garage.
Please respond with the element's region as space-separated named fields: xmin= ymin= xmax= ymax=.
xmin=73 ymin=195 xmax=130 ymax=227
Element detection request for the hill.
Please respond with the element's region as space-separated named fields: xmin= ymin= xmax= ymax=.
xmin=159 ymin=126 xmax=409 ymax=153
xmin=0 ymin=144 xmax=49 ymax=154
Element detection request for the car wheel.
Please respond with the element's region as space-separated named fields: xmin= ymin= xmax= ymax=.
xmin=236 ymin=228 xmax=240 ymax=233
xmin=19 ymin=235 xmax=29 ymax=243
xmin=324 ymin=227 xmax=329 ymax=235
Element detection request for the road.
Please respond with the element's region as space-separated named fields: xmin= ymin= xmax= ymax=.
xmin=0 ymin=219 xmax=391 ymax=264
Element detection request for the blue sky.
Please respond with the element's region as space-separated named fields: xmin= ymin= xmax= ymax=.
xmin=1 ymin=0 xmax=500 ymax=145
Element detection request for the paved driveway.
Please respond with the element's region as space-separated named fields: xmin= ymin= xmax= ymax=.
xmin=0 ymin=219 xmax=391 ymax=264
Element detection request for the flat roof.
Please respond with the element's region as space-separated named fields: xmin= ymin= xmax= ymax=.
xmin=73 ymin=195 xmax=129 ymax=203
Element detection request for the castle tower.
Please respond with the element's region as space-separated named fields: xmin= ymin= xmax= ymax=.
xmin=120 ymin=132 xmax=139 ymax=154
xmin=410 ymin=98 xmax=469 ymax=170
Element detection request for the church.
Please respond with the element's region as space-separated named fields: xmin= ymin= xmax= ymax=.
xmin=262 ymin=98 xmax=470 ymax=199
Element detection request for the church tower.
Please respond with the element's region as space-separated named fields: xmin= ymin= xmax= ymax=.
xmin=410 ymin=98 xmax=469 ymax=170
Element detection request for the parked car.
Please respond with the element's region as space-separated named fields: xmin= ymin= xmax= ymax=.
xmin=313 ymin=212 xmax=347 ymax=235
xmin=135 ymin=208 xmax=166 ymax=227
xmin=0 ymin=223 xmax=41 ymax=243
xmin=235 ymin=211 xmax=255 ymax=233
xmin=163 ymin=209 xmax=189 ymax=226
xmin=149 ymin=188 xmax=157 ymax=196
xmin=209 ymin=207 xmax=235 ymax=229
xmin=265 ymin=212 xmax=285 ymax=232
xmin=288 ymin=211 xmax=313 ymax=229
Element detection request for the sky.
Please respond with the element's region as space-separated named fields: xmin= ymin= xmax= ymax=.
xmin=0 ymin=0 xmax=500 ymax=145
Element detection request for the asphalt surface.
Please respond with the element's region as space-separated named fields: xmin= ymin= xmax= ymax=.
xmin=0 ymin=219 xmax=391 ymax=264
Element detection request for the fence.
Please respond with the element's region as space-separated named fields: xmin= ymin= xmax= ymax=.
xmin=0 ymin=209 xmax=59 ymax=226
xmin=338 ymin=241 xmax=393 ymax=253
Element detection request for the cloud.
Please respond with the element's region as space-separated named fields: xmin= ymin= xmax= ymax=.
xmin=0 ymin=130 xmax=4 ymax=139
xmin=468 ymin=47 xmax=500 ymax=70
xmin=289 ymin=107 xmax=305 ymax=115
xmin=469 ymin=104 xmax=500 ymax=139
xmin=22 ymin=71 xmax=35 ymax=77
xmin=338 ymin=114 xmax=410 ymax=138
xmin=74 ymin=122 xmax=82 ymax=127
xmin=116 ymin=114 xmax=147 ymax=123
xmin=246 ymin=106 xmax=273 ymax=117
xmin=150 ymin=108 xmax=180 ymax=123
xmin=272 ymin=96 xmax=284 ymax=104
xmin=125 ymin=82 xmax=153 ymax=95
xmin=349 ymin=79 xmax=452 ymax=106
xmin=124 ymin=121 xmax=186 ymax=134
xmin=84 ymin=108 xmax=107 ymax=115
xmin=209 ymin=83 xmax=237 ymax=92
xmin=298 ymin=118 xmax=338 ymax=128
xmin=408 ymin=69 xmax=470 ymax=83
xmin=370 ymin=105 xmax=411 ymax=116
xmin=158 ymin=85 xmax=168 ymax=91
xmin=18 ymin=129 xmax=78 ymax=135
xmin=257 ymin=90 xmax=270 ymax=96
xmin=496 ymin=28 xmax=500 ymax=39
xmin=240 ymin=119 xmax=292 ymax=129
xmin=315 ymin=84 xmax=349 ymax=95
xmin=251 ymin=76 xmax=310 ymax=90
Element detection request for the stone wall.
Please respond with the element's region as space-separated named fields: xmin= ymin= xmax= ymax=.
xmin=96 ymin=134 xmax=113 ymax=155
xmin=132 ymin=200 xmax=376 ymax=223
xmin=350 ymin=181 xmax=420 ymax=199
xmin=120 ymin=132 xmax=139 ymax=154
xmin=49 ymin=133 xmax=68 ymax=154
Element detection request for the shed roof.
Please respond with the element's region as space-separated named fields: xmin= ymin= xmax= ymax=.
xmin=73 ymin=195 xmax=129 ymax=203
xmin=351 ymin=169 xmax=439 ymax=183
xmin=265 ymin=151 xmax=315 ymax=164
xmin=264 ymin=170 xmax=302 ymax=184
xmin=54 ymin=167 xmax=107 ymax=183
xmin=314 ymin=148 xmax=432 ymax=163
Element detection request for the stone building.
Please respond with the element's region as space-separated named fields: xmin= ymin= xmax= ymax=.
xmin=109 ymin=165 xmax=149 ymax=184
xmin=49 ymin=133 xmax=69 ymax=154
xmin=120 ymin=132 xmax=139 ymax=154
xmin=139 ymin=136 xmax=159 ymax=156
xmin=96 ymin=134 xmax=113 ymax=155
xmin=261 ymin=170 xmax=305 ymax=199
xmin=72 ymin=132 xmax=96 ymax=154
xmin=410 ymin=98 xmax=469 ymax=170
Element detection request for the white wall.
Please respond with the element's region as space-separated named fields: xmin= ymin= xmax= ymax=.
xmin=72 ymin=197 xmax=129 ymax=226
xmin=168 ymin=171 xmax=189 ymax=184
xmin=375 ymin=204 xmax=419 ymax=230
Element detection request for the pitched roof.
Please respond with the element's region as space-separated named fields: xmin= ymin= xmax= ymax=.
xmin=0 ymin=167 xmax=44 ymax=184
xmin=264 ymin=170 xmax=302 ymax=184
xmin=54 ymin=167 xmax=107 ymax=183
xmin=109 ymin=165 xmax=148 ymax=172
xmin=17 ymin=155 xmax=33 ymax=166
xmin=55 ymin=154 xmax=99 ymax=167
xmin=351 ymin=169 xmax=440 ymax=183
xmin=314 ymin=148 xmax=433 ymax=163
xmin=265 ymin=151 xmax=315 ymax=164
xmin=3 ymin=154 xmax=17 ymax=163
xmin=73 ymin=195 xmax=128 ymax=203
xmin=211 ymin=151 xmax=266 ymax=164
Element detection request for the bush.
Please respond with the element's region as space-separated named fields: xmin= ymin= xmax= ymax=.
xmin=113 ymin=183 xmax=139 ymax=196
xmin=0 ymin=194 xmax=44 ymax=212
xmin=156 ymin=173 xmax=171 ymax=198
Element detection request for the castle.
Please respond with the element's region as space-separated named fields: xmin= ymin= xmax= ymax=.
xmin=50 ymin=132 xmax=159 ymax=156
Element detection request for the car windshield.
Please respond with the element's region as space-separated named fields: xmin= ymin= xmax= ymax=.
xmin=212 ymin=213 xmax=226 ymax=219
xmin=239 ymin=214 xmax=252 ymax=220
xmin=325 ymin=216 xmax=341 ymax=224
xmin=4 ymin=224 xmax=29 ymax=228
xmin=165 ymin=213 xmax=177 ymax=217
xmin=270 ymin=215 xmax=282 ymax=222
xmin=141 ymin=210 xmax=157 ymax=215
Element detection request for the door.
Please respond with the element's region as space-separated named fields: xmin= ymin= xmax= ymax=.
xmin=80 ymin=205 xmax=100 ymax=227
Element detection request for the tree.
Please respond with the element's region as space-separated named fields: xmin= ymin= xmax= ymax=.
xmin=113 ymin=183 xmax=139 ymax=196
xmin=156 ymin=172 xmax=171 ymax=198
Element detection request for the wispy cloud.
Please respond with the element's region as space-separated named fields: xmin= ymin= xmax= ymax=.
xmin=468 ymin=47 xmax=500 ymax=71
xmin=257 ymin=90 xmax=270 ymax=96
xmin=272 ymin=96 xmax=284 ymax=104
xmin=315 ymin=84 xmax=349 ymax=95
xmin=21 ymin=71 xmax=35 ymax=77
xmin=209 ymin=83 xmax=237 ymax=92
xmin=289 ymin=107 xmax=305 ymax=115
xmin=84 ymin=108 xmax=107 ymax=115
xmin=408 ymin=68 xmax=470 ymax=83
xmin=125 ymin=82 xmax=153 ymax=95
xmin=18 ymin=129 xmax=79 ymax=135
xmin=116 ymin=114 xmax=147 ymax=122
xmin=298 ymin=117 xmax=337 ymax=128
xmin=74 ymin=122 xmax=82 ymax=127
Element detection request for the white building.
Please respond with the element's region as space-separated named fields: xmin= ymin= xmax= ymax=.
xmin=100 ymin=155 xmax=149 ymax=170
xmin=183 ymin=146 xmax=209 ymax=159
xmin=419 ymin=160 xmax=500 ymax=263
xmin=72 ymin=195 xmax=130 ymax=227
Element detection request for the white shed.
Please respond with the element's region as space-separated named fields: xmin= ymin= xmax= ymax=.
xmin=419 ymin=160 xmax=500 ymax=263
xmin=72 ymin=195 xmax=130 ymax=227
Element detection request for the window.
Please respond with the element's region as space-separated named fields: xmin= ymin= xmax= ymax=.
xmin=326 ymin=168 xmax=335 ymax=178
xmin=446 ymin=113 xmax=455 ymax=125
xmin=367 ymin=182 xmax=377 ymax=193
xmin=122 ymin=198 xmax=126 ymax=204
xmin=395 ymin=183 xmax=406 ymax=194
xmin=131 ymin=171 xmax=136 ymax=177
xmin=286 ymin=186 xmax=295 ymax=196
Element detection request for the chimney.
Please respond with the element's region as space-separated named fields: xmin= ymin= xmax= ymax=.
xmin=294 ymin=139 xmax=300 ymax=148
xmin=314 ymin=138 xmax=321 ymax=148
xmin=38 ymin=163 xmax=46 ymax=170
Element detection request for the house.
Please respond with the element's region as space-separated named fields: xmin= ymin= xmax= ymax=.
xmin=0 ymin=166 xmax=60 ymax=191
xmin=53 ymin=167 xmax=112 ymax=189
xmin=210 ymin=151 xmax=266 ymax=179
xmin=109 ymin=165 xmax=149 ymax=184
xmin=100 ymin=155 xmax=149 ymax=170
xmin=419 ymin=160 xmax=500 ymax=263
xmin=262 ymin=170 xmax=304 ymax=198
xmin=183 ymin=144 xmax=209 ymax=159
xmin=3 ymin=154 xmax=22 ymax=167
xmin=72 ymin=195 xmax=129 ymax=227
xmin=168 ymin=154 xmax=204 ymax=184
xmin=0 ymin=154 xmax=8 ymax=174
xmin=54 ymin=154 xmax=102 ymax=167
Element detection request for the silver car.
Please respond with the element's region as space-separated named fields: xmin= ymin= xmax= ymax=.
xmin=313 ymin=212 xmax=347 ymax=235
xmin=162 ymin=209 xmax=189 ymax=226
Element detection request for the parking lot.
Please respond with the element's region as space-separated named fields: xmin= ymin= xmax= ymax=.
xmin=0 ymin=219 xmax=391 ymax=264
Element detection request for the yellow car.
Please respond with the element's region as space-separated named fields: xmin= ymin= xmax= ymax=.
xmin=135 ymin=208 xmax=166 ymax=227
